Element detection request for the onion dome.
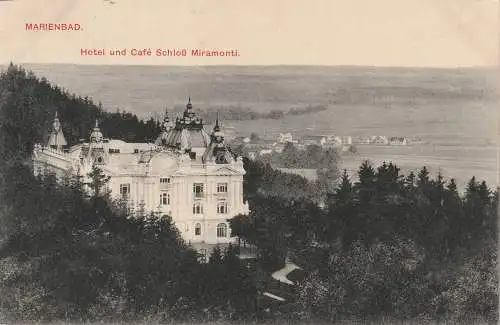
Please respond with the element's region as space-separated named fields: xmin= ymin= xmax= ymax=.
xmin=155 ymin=98 xmax=210 ymax=150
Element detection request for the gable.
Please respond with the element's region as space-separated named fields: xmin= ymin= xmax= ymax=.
xmin=214 ymin=166 xmax=240 ymax=176
xmin=170 ymin=164 xmax=243 ymax=177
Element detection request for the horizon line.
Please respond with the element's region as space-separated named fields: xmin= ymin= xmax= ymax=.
xmin=2 ymin=62 xmax=498 ymax=71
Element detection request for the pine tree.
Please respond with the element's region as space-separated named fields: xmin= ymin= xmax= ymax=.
xmin=477 ymin=180 xmax=491 ymax=206
xmin=417 ymin=166 xmax=430 ymax=187
xmin=357 ymin=160 xmax=376 ymax=186
xmin=447 ymin=178 xmax=458 ymax=194
xmin=322 ymin=169 xmax=353 ymax=244
xmin=87 ymin=165 xmax=111 ymax=199
xmin=405 ymin=171 xmax=416 ymax=189
xmin=336 ymin=169 xmax=353 ymax=201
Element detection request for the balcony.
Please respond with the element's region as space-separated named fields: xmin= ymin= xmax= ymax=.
xmin=159 ymin=183 xmax=172 ymax=190
xmin=216 ymin=191 xmax=229 ymax=198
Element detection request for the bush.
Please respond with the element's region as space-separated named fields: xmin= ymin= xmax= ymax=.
xmin=295 ymin=238 xmax=433 ymax=321
xmin=435 ymin=241 xmax=498 ymax=324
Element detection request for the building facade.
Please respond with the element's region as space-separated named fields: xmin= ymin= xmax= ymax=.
xmin=32 ymin=98 xmax=250 ymax=245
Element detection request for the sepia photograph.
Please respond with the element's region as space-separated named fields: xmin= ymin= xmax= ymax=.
xmin=0 ymin=1 xmax=498 ymax=324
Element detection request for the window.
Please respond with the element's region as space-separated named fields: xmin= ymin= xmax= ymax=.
xmin=195 ymin=223 xmax=202 ymax=236
xmin=160 ymin=192 xmax=170 ymax=205
xmin=193 ymin=183 xmax=204 ymax=198
xmin=120 ymin=184 xmax=130 ymax=199
xmin=192 ymin=203 xmax=203 ymax=214
xmin=134 ymin=149 xmax=139 ymax=153
xmin=217 ymin=182 xmax=228 ymax=193
xmin=217 ymin=223 xmax=228 ymax=238
xmin=217 ymin=201 xmax=228 ymax=214
xmin=160 ymin=177 xmax=171 ymax=184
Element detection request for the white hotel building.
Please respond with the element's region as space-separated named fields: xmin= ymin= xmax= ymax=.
xmin=32 ymin=99 xmax=250 ymax=246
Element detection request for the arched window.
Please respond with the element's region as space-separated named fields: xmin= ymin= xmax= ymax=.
xmin=195 ymin=223 xmax=202 ymax=236
xmin=216 ymin=223 xmax=227 ymax=238
xmin=192 ymin=203 xmax=203 ymax=214
xmin=160 ymin=192 xmax=170 ymax=205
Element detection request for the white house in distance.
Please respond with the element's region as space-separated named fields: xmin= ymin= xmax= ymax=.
xmin=389 ymin=136 xmax=409 ymax=146
xmin=371 ymin=135 xmax=389 ymax=145
xmin=32 ymin=98 xmax=250 ymax=246
xmin=278 ymin=132 xmax=294 ymax=144
xmin=320 ymin=135 xmax=342 ymax=148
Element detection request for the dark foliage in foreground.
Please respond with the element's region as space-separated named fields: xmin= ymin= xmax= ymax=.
xmin=0 ymin=162 xmax=256 ymax=322
xmin=234 ymin=159 xmax=498 ymax=323
xmin=0 ymin=64 xmax=497 ymax=324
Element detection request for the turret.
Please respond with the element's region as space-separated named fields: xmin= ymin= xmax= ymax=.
xmin=90 ymin=119 xmax=104 ymax=143
xmin=88 ymin=119 xmax=107 ymax=165
xmin=211 ymin=112 xmax=224 ymax=144
xmin=47 ymin=111 xmax=68 ymax=150
xmin=202 ymin=113 xmax=234 ymax=164
xmin=183 ymin=96 xmax=195 ymax=120
xmin=161 ymin=107 xmax=172 ymax=132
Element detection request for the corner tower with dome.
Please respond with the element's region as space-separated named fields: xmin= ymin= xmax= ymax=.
xmin=32 ymin=98 xmax=250 ymax=246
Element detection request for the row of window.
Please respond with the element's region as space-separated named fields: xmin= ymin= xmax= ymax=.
xmin=120 ymin=182 xmax=228 ymax=197
xmin=119 ymin=182 xmax=229 ymax=207
xmin=121 ymin=187 xmax=229 ymax=215
xmin=159 ymin=179 xmax=228 ymax=194
xmin=191 ymin=201 xmax=228 ymax=214
xmin=194 ymin=222 xmax=228 ymax=238
xmin=124 ymin=181 xmax=228 ymax=190
xmin=193 ymin=183 xmax=227 ymax=194
xmin=161 ymin=193 xmax=228 ymax=215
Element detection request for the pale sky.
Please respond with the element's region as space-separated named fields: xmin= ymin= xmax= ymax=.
xmin=0 ymin=0 xmax=498 ymax=67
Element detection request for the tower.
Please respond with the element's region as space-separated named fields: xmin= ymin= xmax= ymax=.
xmin=183 ymin=96 xmax=196 ymax=120
xmin=47 ymin=111 xmax=68 ymax=150
xmin=161 ymin=107 xmax=172 ymax=132
xmin=90 ymin=119 xmax=104 ymax=144
xmin=88 ymin=119 xmax=107 ymax=165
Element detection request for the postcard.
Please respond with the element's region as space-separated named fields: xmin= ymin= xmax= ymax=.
xmin=0 ymin=0 xmax=498 ymax=324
